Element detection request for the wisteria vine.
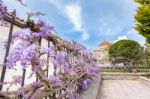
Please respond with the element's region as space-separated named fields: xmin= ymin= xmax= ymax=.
xmin=0 ymin=0 xmax=8 ymax=27
xmin=0 ymin=0 xmax=100 ymax=99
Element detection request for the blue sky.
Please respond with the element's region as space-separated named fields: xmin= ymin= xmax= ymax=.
xmin=3 ymin=0 xmax=145 ymax=50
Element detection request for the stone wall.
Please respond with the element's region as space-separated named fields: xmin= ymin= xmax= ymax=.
xmin=138 ymin=76 xmax=150 ymax=86
xmin=80 ymin=74 xmax=101 ymax=99
xmin=101 ymin=73 xmax=150 ymax=80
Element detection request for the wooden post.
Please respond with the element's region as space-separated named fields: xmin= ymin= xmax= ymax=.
xmin=21 ymin=69 xmax=26 ymax=86
xmin=0 ymin=10 xmax=16 ymax=90
xmin=19 ymin=69 xmax=26 ymax=99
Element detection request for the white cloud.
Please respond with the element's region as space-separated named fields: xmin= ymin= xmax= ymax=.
xmin=114 ymin=35 xmax=128 ymax=43
xmin=118 ymin=35 xmax=128 ymax=40
xmin=127 ymin=29 xmax=145 ymax=45
xmin=48 ymin=0 xmax=89 ymax=41
xmin=65 ymin=4 xmax=82 ymax=31
xmin=65 ymin=4 xmax=89 ymax=41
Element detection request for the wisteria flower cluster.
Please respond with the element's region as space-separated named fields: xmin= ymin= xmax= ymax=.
xmin=5 ymin=24 xmax=100 ymax=98
xmin=3 ymin=22 xmax=100 ymax=98
xmin=0 ymin=1 xmax=100 ymax=98
xmin=0 ymin=0 xmax=7 ymax=19
xmin=0 ymin=0 xmax=8 ymax=27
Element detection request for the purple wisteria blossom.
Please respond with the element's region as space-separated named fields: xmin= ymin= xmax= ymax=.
xmin=0 ymin=0 xmax=8 ymax=27
xmin=81 ymin=79 xmax=92 ymax=91
xmin=72 ymin=41 xmax=86 ymax=52
xmin=67 ymin=90 xmax=79 ymax=99
xmin=6 ymin=45 xmax=23 ymax=69
xmin=52 ymin=51 xmax=68 ymax=68
xmin=13 ymin=75 xmax=22 ymax=85
xmin=23 ymin=44 xmax=39 ymax=61
xmin=18 ymin=87 xmax=27 ymax=98
xmin=12 ymin=28 xmax=31 ymax=40
xmin=49 ymin=75 xmax=64 ymax=88
xmin=12 ymin=28 xmax=35 ymax=41
xmin=5 ymin=20 xmax=100 ymax=99
xmin=38 ymin=20 xmax=54 ymax=30
xmin=37 ymin=20 xmax=54 ymax=39
xmin=85 ymin=64 xmax=100 ymax=79
xmin=31 ymin=59 xmax=45 ymax=72
xmin=0 ymin=0 xmax=7 ymax=19
xmin=40 ymin=46 xmax=54 ymax=57
xmin=18 ymin=82 xmax=42 ymax=99
xmin=12 ymin=28 xmax=53 ymax=41
xmin=29 ymin=81 xmax=41 ymax=88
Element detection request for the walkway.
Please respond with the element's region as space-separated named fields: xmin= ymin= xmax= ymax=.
xmin=97 ymin=80 xmax=150 ymax=99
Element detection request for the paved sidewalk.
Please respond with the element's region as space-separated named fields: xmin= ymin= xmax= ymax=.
xmin=97 ymin=80 xmax=150 ymax=99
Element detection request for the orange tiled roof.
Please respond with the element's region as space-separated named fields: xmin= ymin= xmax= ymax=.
xmin=99 ymin=41 xmax=111 ymax=46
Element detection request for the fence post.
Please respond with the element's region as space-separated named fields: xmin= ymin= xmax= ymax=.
xmin=21 ymin=69 xmax=26 ymax=87
xmin=0 ymin=10 xmax=16 ymax=90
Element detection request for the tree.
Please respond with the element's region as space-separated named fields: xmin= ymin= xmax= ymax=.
xmin=134 ymin=0 xmax=150 ymax=43
xmin=134 ymin=0 xmax=150 ymax=67
xmin=108 ymin=40 xmax=144 ymax=66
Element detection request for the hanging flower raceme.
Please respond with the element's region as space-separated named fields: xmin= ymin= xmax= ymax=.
xmin=13 ymin=75 xmax=22 ymax=85
xmin=72 ymin=40 xmax=86 ymax=52
xmin=6 ymin=44 xmax=24 ymax=69
xmin=12 ymin=28 xmax=41 ymax=41
xmin=52 ymin=51 xmax=68 ymax=69
xmin=67 ymin=91 xmax=79 ymax=99
xmin=17 ymin=81 xmax=42 ymax=99
xmin=85 ymin=64 xmax=100 ymax=79
xmin=37 ymin=20 xmax=54 ymax=39
xmin=81 ymin=79 xmax=92 ymax=91
xmin=49 ymin=75 xmax=64 ymax=88
xmin=0 ymin=0 xmax=101 ymax=98
xmin=0 ymin=0 xmax=7 ymax=19
xmin=4 ymin=21 xmax=100 ymax=99
xmin=0 ymin=0 xmax=8 ymax=27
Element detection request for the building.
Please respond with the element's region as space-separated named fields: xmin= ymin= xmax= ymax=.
xmin=93 ymin=41 xmax=111 ymax=65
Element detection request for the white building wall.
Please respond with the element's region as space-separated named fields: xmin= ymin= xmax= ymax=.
xmin=0 ymin=21 xmax=11 ymax=84
xmin=0 ymin=22 xmax=24 ymax=91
